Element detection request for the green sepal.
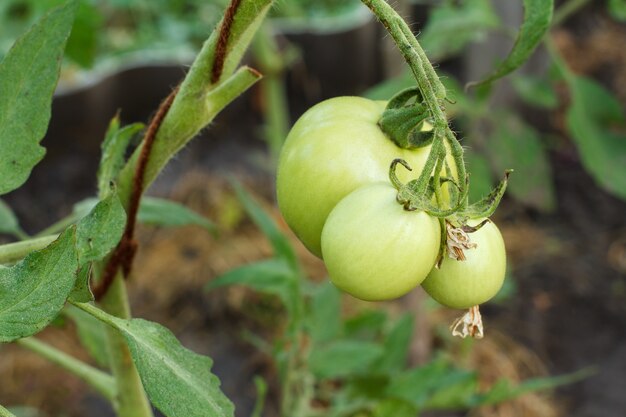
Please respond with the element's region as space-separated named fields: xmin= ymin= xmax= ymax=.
xmin=379 ymin=88 xmax=434 ymax=149
xmin=460 ymin=170 xmax=512 ymax=220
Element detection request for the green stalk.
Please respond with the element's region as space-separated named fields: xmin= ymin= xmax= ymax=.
xmin=251 ymin=23 xmax=291 ymax=166
xmin=99 ymin=272 xmax=154 ymax=417
xmin=0 ymin=234 xmax=58 ymax=264
xmin=360 ymin=0 xmax=467 ymax=194
xmin=16 ymin=337 xmax=116 ymax=401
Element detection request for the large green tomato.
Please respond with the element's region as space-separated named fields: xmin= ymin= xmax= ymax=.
xmin=277 ymin=96 xmax=451 ymax=258
xmin=421 ymin=219 xmax=506 ymax=309
xmin=321 ymin=183 xmax=440 ymax=301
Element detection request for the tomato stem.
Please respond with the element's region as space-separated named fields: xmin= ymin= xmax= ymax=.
xmin=360 ymin=0 xmax=468 ymax=207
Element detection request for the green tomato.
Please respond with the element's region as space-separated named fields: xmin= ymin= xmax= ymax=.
xmin=421 ymin=219 xmax=506 ymax=309
xmin=321 ymin=183 xmax=440 ymax=301
xmin=277 ymin=96 xmax=451 ymax=258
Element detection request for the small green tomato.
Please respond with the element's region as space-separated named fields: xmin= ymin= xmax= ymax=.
xmin=321 ymin=183 xmax=440 ymax=301
xmin=421 ymin=219 xmax=506 ymax=309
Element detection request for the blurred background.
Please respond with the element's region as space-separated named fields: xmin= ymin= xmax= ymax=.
xmin=0 ymin=0 xmax=625 ymax=416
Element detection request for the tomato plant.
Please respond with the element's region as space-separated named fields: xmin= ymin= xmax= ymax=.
xmin=277 ymin=96 xmax=453 ymax=258
xmin=321 ymin=183 xmax=440 ymax=301
xmin=422 ymin=219 xmax=506 ymax=309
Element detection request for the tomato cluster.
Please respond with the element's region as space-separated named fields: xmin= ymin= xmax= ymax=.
xmin=277 ymin=97 xmax=506 ymax=308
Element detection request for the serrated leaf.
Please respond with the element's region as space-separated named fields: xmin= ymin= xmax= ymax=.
xmin=566 ymin=76 xmax=626 ymax=201
xmin=64 ymin=304 xmax=109 ymax=368
xmin=309 ymin=340 xmax=383 ymax=379
xmin=511 ymin=74 xmax=558 ymax=109
xmin=0 ymin=199 xmax=26 ymax=238
xmin=372 ymin=314 xmax=413 ymax=373
xmin=470 ymin=0 xmax=553 ymax=87
xmin=309 ymin=282 xmax=341 ymax=344
xmin=420 ymin=0 xmax=500 ymax=60
xmin=82 ymin=308 xmax=235 ymax=417
xmin=0 ymin=1 xmax=77 ymax=195
xmin=97 ymin=117 xmax=144 ymax=197
xmin=488 ymin=114 xmax=555 ymax=211
xmin=231 ymin=181 xmax=297 ymax=267
xmin=0 ymin=228 xmax=78 ymax=342
xmin=75 ymin=193 xmax=126 ymax=265
xmin=207 ymin=258 xmax=298 ymax=316
xmin=138 ymin=197 xmax=216 ymax=234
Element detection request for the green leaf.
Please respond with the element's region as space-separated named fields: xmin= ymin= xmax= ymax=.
xmin=476 ymin=368 xmax=594 ymax=406
xmin=344 ymin=309 xmax=388 ymax=339
xmin=64 ymin=304 xmax=108 ymax=368
xmin=309 ymin=282 xmax=342 ymax=344
xmin=231 ymin=181 xmax=297 ymax=267
xmin=372 ymin=399 xmax=417 ymax=417
xmin=80 ymin=305 xmax=235 ymax=417
xmin=309 ymin=340 xmax=383 ymax=379
xmin=138 ymin=197 xmax=216 ymax=234
xmin=207 ymin=258 xmax=298 ymax=316
xmin=387 ymin=359 xmax=477 ymax=409
xmin=0 ymin=404 xmax=16 ymax=417
xmin=511 ymin=74 xmax=558 ymax=109
xmin=488 ymin=114 xmax=556 ymax=211
xmin=0 ymin=228 xmax=78 ymax=342
xmin=64 ymin=0 xmax=101 ymax=68
xmin=420 ymin=0 xmax=500 ymax=60
xmin=0 ymin=1 xmax=77 ymax=195
xmin=68 ymin=265 xmax=93 ymax=303
xmin=470 ymin=0 xmax=554 ymax=87
xmin=97 ymin=117 xmax=144 ymax=197
xmin=609 ymin=0 xmax=626 ymax=21
xmin=75 ymin=193 xmax=126 ymax=265
xmin=566 ymin=76 xmax=626 ymax=201
xmin=372 ymin=314 xmax=413 ymax=373
xmin=0 ymin=199 xmax=26 ymax=239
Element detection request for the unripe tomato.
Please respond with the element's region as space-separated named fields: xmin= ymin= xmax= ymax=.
xmin=421 ymin=219 xmax=506 ymax=309
xmin=321 ymin=183 xmax=440 ymax=301
xmin=277 ymin=96 xmax=453 ymax=258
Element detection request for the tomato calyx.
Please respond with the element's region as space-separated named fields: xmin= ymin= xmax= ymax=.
xmin=378 ymin=87 xmax=435 ymax=149
xmin=388 ymin=155 xmax=467 ymax=218
xmin=451 ymin=306 xmax=484 ymax=339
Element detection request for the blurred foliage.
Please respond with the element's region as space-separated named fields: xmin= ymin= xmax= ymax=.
xmin=0 ymin=0 xmax=226 ymax=68
xmin=0 ymin=0 xmax=366 ymax=69
xmin=270 ymin=0 xmax=363 ymax=20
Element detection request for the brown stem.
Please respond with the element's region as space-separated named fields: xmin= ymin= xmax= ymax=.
xmin=212 ymin=0 xmax=243 ymax=83
xmin=94 ymin=86 xmax=180 ymax=300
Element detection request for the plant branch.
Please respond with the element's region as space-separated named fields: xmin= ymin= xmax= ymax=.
xmin=360 ymin=0 xmax=467 ymax=193
xmin=0 ymin=234 xmax=58 ymax=264
xmin=16 ymin=337 xmax=116 ymax=401
xmin=93 ymin=86 xmax=179 ymax=300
